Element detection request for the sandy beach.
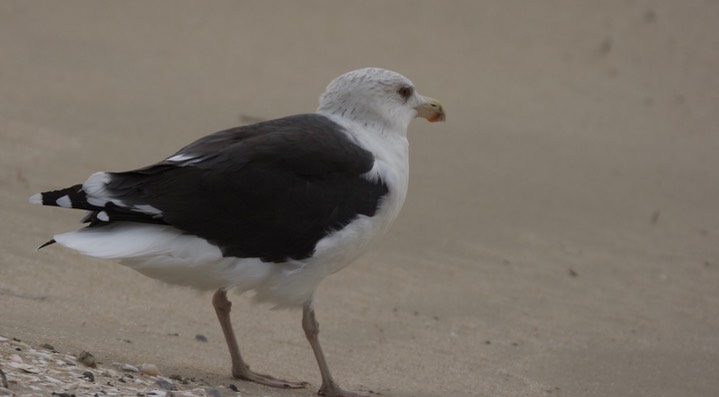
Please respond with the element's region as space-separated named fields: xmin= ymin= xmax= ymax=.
xmin=1 ymin=1 xmax=718 ymax=396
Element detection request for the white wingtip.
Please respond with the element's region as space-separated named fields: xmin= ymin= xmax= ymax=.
xmin=97 ymin=211 xmax=109 ymax=222
xmin=29 ymin=193 xmax=43 ymax=205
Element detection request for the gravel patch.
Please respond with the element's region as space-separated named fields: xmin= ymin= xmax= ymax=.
xmin=0 ymin=335 xmax=232 ymax=396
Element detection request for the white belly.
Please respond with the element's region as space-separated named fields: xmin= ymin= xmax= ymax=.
xmin=52 ymin=182 xmax=406 ymax=308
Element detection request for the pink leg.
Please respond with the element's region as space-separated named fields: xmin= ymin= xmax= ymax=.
xmin=303 ymin=300 xmax=368 ymax=397
xmin=213 ymin=289 xmax=308 ymax=389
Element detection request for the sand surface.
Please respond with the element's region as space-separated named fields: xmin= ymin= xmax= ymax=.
xmin=1 ymin=1 xmax=718 ymax=396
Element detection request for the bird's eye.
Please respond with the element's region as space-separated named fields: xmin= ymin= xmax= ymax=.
xmin=397 ymin=85 xmax=414 ymax=101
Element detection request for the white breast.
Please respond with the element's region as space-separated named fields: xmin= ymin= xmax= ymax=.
xmin=251 ymin=119 xmax=411 ymax=306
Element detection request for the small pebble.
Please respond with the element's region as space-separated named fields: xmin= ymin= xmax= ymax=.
xmin=206 ymin=388 xmax=222 ymax=397
xmin=139 ymin=363 xmax=160 ymax=376
xmin=155 ymin=378 xmax=177 ymax=390
xmin=63 ymin=355 xmax=78 ymax=366
xmin=82 ymin=371 xmax=95 ymax=382
xmin=14 ymin=363 xmax=41 ymax=373
xmin=194 ymin=334 xmax=208 ymax=342
xmin=78 ymin=351 xmax=97 ymax=368
xmin=115 ymin=363 xmax=139 ymax=373
xmin=10 ymin=338 xmax=30 ymax=349
xmin=28 ymin=350 xmax=54 ymax=360
xmin=45 ymin=375 xmax=63 ymax=384
xmin=0 ymin=367 xmax=7 ymax=388
xmin=41 ymin=343 xmax=56 ymax=351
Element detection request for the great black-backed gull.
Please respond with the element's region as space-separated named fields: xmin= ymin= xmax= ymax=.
xmin=30 ymin=67 xmax=445 ymax=397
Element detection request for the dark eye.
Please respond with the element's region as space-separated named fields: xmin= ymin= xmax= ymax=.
xmin=397 ymin=85 xmax=414 ymax=101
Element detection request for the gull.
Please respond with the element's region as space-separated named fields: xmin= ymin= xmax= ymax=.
xmin=31 ymin=67 xmax=445 ymax=396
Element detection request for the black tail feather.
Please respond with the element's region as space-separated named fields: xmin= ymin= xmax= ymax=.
xmin=37 ymin=239 xmax=56 ymax=250
xmin=31 ymin=183 xmax=168 ymax=227
xmin=31 ymin=184 xmax=99 ymax=211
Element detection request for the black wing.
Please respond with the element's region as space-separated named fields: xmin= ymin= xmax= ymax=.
xmin=37 ymin=114 xmax=389 ymax=262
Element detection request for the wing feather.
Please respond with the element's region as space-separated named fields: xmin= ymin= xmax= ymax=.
xmin=35 ymin=114 xmax=388 ymax=262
